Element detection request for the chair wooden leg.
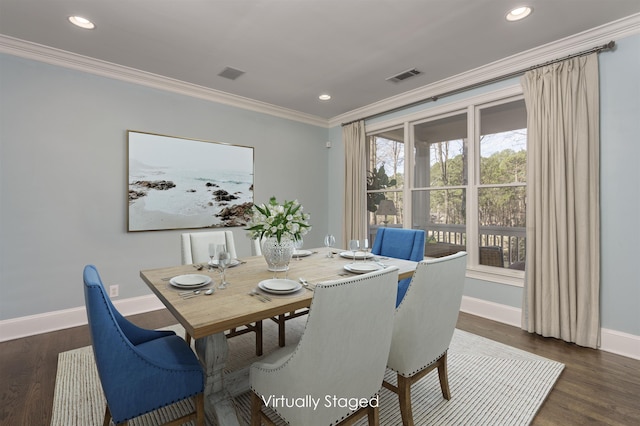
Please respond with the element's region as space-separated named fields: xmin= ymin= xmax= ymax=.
xmin=367 ymin=405 xmax=380 ymax=425
xmin=255 ymin=320 xmax=263 ymax=356
xmin=385 ymin=354 xmax=450 ymax=426
xmin=195 ymin=392 xmax=205 ymax=426
xmin=251 ymin=392 xmax=263 ymax=426
xmin=397 ymin=374 xmax=415 ymax=426
xmin=437 ymin=351 xmax=451 ymax=400
xmin=103 ymin=405 xmax=112 ymax=426
xmin=277 ymin=314 xmax=286 ymax=347
xmin=185 ymin=331 xmax=191 ymax=346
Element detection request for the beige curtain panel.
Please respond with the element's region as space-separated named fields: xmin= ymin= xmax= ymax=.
xmin=342 ymin=121 xmax=367 ymax=248
xmin=521 ymin=53 xmax=600 ymax=348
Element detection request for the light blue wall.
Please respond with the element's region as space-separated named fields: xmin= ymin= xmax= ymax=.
xmin=0 ymin=54 xmax=329 ymax=319
xmin=2 ymin=33 xmax=638 ymax=336
xmin=328 ymin=34 xmax=640 ymax=336
xmin=599 ymin=34 xmax=640 ymax=335
xmin=327 ymin=126 xmax=344 ymax=241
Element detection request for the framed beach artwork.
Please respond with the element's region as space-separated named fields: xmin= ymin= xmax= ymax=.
xmin=127 ymin=131 xmax=254 ymax=232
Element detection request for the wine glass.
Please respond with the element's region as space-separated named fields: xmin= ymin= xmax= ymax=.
xmin=217 ymin=252 xmax=231 ymax=289
xmin=361 ymin=238 xmax=370 ymax=261
xmin=324 ymin=234 xmax=336 ymax=257
xmin=293 ymin=238 xmax=304 ymax=261
xmin=215 ymin=244 xmax=231 ymax=289
xmin=348 ymin=239 xmax=360 ymax=263
xmin=208 ymin=243 xmax=217 ymax=270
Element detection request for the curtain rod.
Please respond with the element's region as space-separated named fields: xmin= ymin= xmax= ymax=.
xmin=342 ymin=40 xmax=615 ymax=127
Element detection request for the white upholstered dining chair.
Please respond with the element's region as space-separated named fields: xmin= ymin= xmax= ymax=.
xmin=181 ymin=230 xmax=238 ymax=264
xmin=383 ymin=251 xmax=467 ymax=426
xmin=251 ymin=237 xmax=262 ymax=256
xmin=181 ymin=231 xmax=263 ymax=356
xmin=250 ymin=266 xmax=399 ymax=426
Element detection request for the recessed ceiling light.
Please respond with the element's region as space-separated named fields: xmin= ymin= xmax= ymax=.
xmin=319 ymin=94 xmax=331 ymax=101
xmin=506 ymin=6 xmax=532 ymax=22
xmin=68 ymin=16 xmax=96 ymax=29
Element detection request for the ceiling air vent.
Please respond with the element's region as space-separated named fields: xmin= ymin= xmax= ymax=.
xmin=386 ymin=68 xmax=421 ymax=83
xmin=218 ymin=67 xmax=245 ymax=80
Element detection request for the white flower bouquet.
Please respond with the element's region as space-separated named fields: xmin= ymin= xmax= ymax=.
xmin=246 ymin=196 xmax=311 ymax=243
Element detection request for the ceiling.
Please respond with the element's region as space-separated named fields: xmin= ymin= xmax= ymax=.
xmin=1 ymin=0 xmax=640 ymax=121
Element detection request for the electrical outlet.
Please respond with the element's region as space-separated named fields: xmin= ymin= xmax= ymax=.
xmin=109 ymin=285 xmax=119 ymax=298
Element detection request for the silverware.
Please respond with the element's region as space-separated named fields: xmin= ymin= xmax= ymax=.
xmin=257 ymin=290 xmax=272 ymax=301
xmin=249 ymin=290 xmax=270 ymax=302
xmin=181 ymin=290 xmax=201 ymax=299
xmin=299 ymin=278 xmax=315 ymax=291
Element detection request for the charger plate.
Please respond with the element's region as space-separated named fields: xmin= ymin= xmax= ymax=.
xmin=258 ymin=279 xmax=302 ymax=294
xmin=169 ymin=274 xmax=212 ymax=289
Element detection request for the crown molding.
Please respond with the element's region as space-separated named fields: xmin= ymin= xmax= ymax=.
xmin=328 ymin=13 xmax=640 ymax=128
xmin=2 ymin=13 xmax=638 ymax=131
xmin=0 ymin=35 xmax=330 ymax=128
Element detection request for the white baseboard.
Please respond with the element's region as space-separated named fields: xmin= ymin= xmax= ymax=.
xmin=460 ymin=295 xmax=640 ymax=361
xmin=3 ymin=294 xmax=639 ymax=360
xmin=460 ymin=295 xmax=522 ymax=327
xmin=0 ymin=294 xmax=165 ymax=342
xmin=600 ymin=327 xmax=640 ymax=360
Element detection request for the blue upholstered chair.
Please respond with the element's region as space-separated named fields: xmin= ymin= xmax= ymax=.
xmin=371 ymin=227 xmax=426 ymax=306
xmin=83 ymin=265 xmax=205 ymax=426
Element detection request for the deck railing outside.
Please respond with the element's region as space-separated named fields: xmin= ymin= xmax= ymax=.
xmin=369 ymin=223 xmax=526 ymax=269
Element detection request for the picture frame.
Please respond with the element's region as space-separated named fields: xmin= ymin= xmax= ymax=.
xmin=127 ymin=130 xmax=254 ymax=232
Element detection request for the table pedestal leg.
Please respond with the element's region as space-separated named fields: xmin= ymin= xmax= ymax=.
xmin=195 ymin=332 xmax=241 ymax=426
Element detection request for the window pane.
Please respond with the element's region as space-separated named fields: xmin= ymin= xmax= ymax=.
xmin=480 ymin=100 xmax=527 ymax=185
xmin=367 ymin=131 xmax=404 ymax=239
xmin=367 ymin=132 xmax=404 ymax=191
xmin=413 ymin=113 xmax=467 ymax=188
xmin=413 ymin=189 xmax=467 ymax=258
xmin=478 ymin=186 xmax=526 ymax=269
xmin=368 ymin=192 xmax=403 ymax=246
xmin=368 ymin=192 xmax=403 ymax=227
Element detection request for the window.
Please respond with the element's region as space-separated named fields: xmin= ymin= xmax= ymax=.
xmin=366 ymin=93 xmax=527 ymax=283
xmin=412 ymin=112 xmax=468 ymax=257
xmin=366 ymin=128 xmax=404 ymax=243
xmin=476 ymin=100 xmax=527 ymax=271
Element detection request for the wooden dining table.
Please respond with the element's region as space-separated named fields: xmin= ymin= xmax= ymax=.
xmin=140 ymin=248 xmax=418 ymax=426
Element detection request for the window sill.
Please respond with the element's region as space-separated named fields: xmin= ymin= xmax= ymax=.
xmin=466 ymin=267 xmax=524 ymax=287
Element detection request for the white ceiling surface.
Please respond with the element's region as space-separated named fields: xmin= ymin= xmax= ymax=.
xmin=1 ymin=0 xmax=640 ymax=122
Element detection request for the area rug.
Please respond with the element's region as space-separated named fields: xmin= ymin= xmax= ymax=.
xmin=51 ymin=318 xmax=564 ymax=426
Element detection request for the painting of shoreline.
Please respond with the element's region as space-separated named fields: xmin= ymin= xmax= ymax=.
xmin=128 ymin=131 xmax=254 ymax=232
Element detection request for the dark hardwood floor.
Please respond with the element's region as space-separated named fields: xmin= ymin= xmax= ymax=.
xmin=1 ymin=310 xmax=638 ymax=425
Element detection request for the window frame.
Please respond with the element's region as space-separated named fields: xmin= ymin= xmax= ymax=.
xmin=365 ymin=85 xmax=525 ymax=287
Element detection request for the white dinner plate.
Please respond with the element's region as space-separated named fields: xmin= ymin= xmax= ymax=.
xmin=343 ymin=263 xmax=383 ymax=274
xmin=292 ymin=249 xmax=313 ymax=257
xmin=169 ymin=274 xmax=212 ymax=289
xmin=340 ymin=251 xmax=375 ymax=260
xmin=208 ymin=259 xmax=241 ymax=268
xmin=258 ymin=279 xmax=303 ymax=294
